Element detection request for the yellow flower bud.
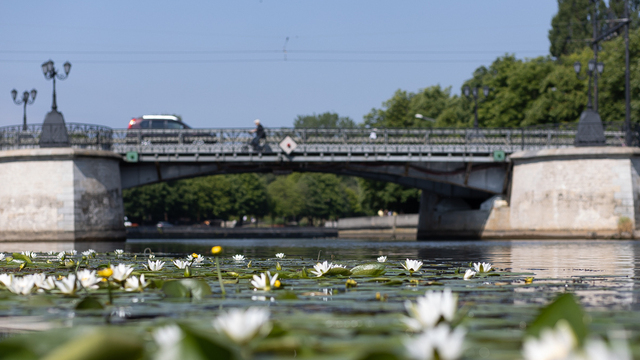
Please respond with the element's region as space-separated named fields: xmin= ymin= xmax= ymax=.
xmin=211 ymin=246 xmax=222 ymax=255
xmin=345 ymin=279 xmax=357 ymax=288
xmin=274 ymin=280 xmax=281 ymax=288
xmin=192 ymin=253 xmax=199 ymax=258
xmin=98 ymin=268 xmax=113 ymax=278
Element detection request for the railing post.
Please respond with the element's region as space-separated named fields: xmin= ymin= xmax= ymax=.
xmin=521 ymin=128 xmax=525 ymax=150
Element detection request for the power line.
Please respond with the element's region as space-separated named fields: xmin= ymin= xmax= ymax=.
xmin=0 ymin=58 xmax=499 ymax=64
xmin=0 ymin=49 xmax=547 ymax=55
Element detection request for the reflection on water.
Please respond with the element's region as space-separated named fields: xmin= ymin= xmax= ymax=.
xmin=1 ymin=238 xmax=637 ymax=308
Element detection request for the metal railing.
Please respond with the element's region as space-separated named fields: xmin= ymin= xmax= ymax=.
xmin=0 ymin=122 xmax=637 ymax=153
xmin=0 ymin=123 xmax=113 ymax=151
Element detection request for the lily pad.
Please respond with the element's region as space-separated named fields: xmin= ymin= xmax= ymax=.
xmin=325 ymin=267 xmax=352 ymax=277
xmin=162 ymin=279 xmax=212 ymax=299
xmin=351 ymin=263 xmax=386 ymax=277
xmin=526 ymin=293 xmax=587 ymax=345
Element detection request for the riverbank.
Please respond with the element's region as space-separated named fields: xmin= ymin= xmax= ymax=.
xmin=126 ymin=226 xmax=337 ymax=239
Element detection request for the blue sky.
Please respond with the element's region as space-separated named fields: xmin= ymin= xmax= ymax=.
xmin=0 ymin=1 xmax=558 ymax=129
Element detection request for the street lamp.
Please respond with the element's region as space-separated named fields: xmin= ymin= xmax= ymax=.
xmin=41 ymin=60 xmax=71 ymax=111
xmin=573 ymin=59 xmax=604 ymax=110
xmin=39 ymin=60 xmax=71 ymax=148
xmin=11 ymin=89 xmax=37 ymax=131
xmin=462 ymin=85 xmax=489 ymax=129
xmin=573 ymin=59 xmax=606 ymax=146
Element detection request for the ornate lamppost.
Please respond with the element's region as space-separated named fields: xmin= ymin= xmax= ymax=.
xmin=11 ymin=89 xmax=37 ymax=131
xmin=573 ymin=59 xmax=606 ymax=146
xmin=462 ymin=85 xmax=489 ymax=129
xmin=40 ymin=60 xmax=71 ymax=147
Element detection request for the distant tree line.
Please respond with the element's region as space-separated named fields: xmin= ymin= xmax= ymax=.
xmin=124 ymin=1 xmax=640 ymax=224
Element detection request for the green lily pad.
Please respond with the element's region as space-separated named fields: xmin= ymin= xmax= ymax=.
xmin=527 ymin=293 xmax=587 ymax=345
xmin=11 ymin=253 xmax=32 ymax=264
xmin=325 ymin=267 xmax=352 ymax=277
xmin=162 ymin=279 xmax=212 ymax=299
xmin=75 ymin=296 xmax=104 ymax=310
xmin=351 ymin=263 xmax=386 ymax=276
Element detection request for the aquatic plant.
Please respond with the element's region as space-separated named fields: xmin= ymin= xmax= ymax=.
xmin=213 ymin=307 xmax=271 ymax=345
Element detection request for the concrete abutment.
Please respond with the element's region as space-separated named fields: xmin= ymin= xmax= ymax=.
xmin=417 ymin=147 xmax=640 ymax=240
xmin=0 ymin=148 xmax=126 ymax=242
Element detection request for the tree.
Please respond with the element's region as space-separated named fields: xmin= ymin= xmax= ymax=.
xmin=267 ymin=174 xmax=304 ymax=220
xmin=548 ymin=0 xmax=640 ymax=58
xmin=294 ymin=112 xmax=356 ymax=128
xmin=230 ymin=174 xmax=270 ymax=219
xmin=363 ymin=85 xmax=455 ymax=128
xmin=358 ymin=179 xmax=421 ymax=214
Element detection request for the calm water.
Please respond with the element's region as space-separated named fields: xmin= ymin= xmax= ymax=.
xmin=1 ymin=238 xmax=639 ymax=359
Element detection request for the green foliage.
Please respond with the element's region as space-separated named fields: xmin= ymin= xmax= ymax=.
xmin=527 ymin=293 xmax=588 ymax=346
xmin=350 ymin=263 xmax=387 ymax=276
xmin=294 ymin=112 xmax=356 ymax=128
xmin=548 ymin=0 xmax=640 ymax=58
xmin=359 ymin=179 xmax=420 ymax=214
xmin=363 ymin=86 xmax=455 ymax=128
xmin=0 ymin=328 xmax=145 ymax=360
xmin=162 ymin=279 xmax=212 ymax=299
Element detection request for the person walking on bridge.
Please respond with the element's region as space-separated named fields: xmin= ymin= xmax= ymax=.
xmin=250 ymin=119 xmax=266 ymax=150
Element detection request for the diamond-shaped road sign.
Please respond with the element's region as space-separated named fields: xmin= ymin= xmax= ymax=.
xmin=279 ymin=136 xmax=297 ymax=155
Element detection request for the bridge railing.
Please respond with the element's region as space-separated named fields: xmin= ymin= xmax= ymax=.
xmin=0 ymin=122 xmax=637 ymax=152
xmin=0 ymin=123 xmax=113 ymax=151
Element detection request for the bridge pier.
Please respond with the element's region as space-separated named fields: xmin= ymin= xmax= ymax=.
xmin=0 ymin=149 xmax=125 ymax=242
xmin=417 ymin=147 xmax=640 ymax=239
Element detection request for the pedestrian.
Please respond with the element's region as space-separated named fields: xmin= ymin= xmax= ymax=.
xmin=369 ymin=128 xmax=377 ymax=142
xmin=250 ymin=119 xmax=266 ymax=150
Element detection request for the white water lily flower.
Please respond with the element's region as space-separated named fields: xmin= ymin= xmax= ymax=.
xmin=522 ymin=320 xmax=577 ymax=360
xmin=0 ymin=274 xmax=12 ymax=287
xmin=377 ymin=256 xmax=387 ymax=263
xmin=55 ymin=274 xmax=78 ymax=295
xmin=186 ymin=254 xmax=205 ymax=265
xmin=251 ymin=271 xmax=279 ymax=291
xmin=66 ymin=250 xmax=77 ymax=256
xmin=144 ymin=260 xmax=165 ymax=271
xmin=81 ymin=249 xmax=96 ymax=257
xmin=33 ymin=273 xmax=56 ymax=291
xmin=275 ymin=253 xmax=285 ymax=259
xmin=114 ymin=249 xmax=124 ymax=255
xmin=172 ymin=260 xmax=192 ymax=269
xmin=310 ymin=261 xmax=333 ymax=277
xmin=21 ymin=251 xmax=37 ymax=259
xmin=583 ymin=333 xmax=632 ymax=360
xmin=153 ymin=325 xmax=184 ymax=360
xmin=56 ymin=252 xmax=65 ymax=261
xmin=213 ymin=307 xmax=272 ymax=345
xmin=232 ymin=254 xmax=245 ymax=262
xmin=405 ymin=324 xmax=466 ymax=360
xmin=402 ymin=259 xmax=423 ymax=273
xmin=403 ymin=288 xmax=458 ymax=331
xmin=7 ymin=275 xmax=36 ymax=295
xmin=110 ymin=263 xmax=134 ymax=282
xmin=473 ymin=262 xmax=493 ymax=273
xmin=463 ymin=269 xmax=477 ymax=280
xmin=77 ymin=269 xmax=101 ymax=290
xmin=124 ymin=275 xmax=149 ymax=292
xmin=0 ymin=254 xmax=5 ymax=261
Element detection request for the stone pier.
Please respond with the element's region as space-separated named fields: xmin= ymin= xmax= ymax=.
xmin=0 ymin=148 xmax=125 ymax=242
xmin=418 ymin=147 xmax=640 ymax=239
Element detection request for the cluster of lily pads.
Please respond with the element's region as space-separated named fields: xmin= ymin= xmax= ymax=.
xmin=0 ymin=247 xmax=633 ymax=360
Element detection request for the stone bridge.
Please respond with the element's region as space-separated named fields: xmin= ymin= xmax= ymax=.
xmin=0 ymin=122 xmax=638 ymax=242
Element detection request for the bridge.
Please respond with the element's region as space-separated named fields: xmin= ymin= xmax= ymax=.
xmin=0 ymin=122 xmax=632 ymax=196
xmin=0 ymin=122 xmax=638 ymax=242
